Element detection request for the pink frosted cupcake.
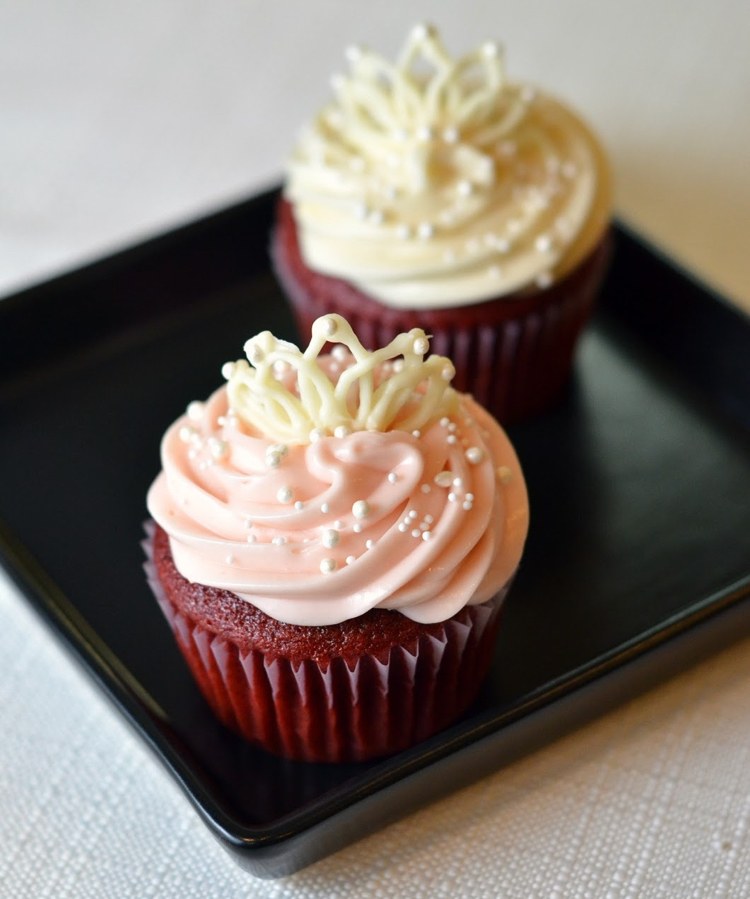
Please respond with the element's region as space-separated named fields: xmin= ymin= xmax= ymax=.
xmin=146 ymin=314 xmax=528 ymax=762
xmin=272 ymin=24 xmax=612 ymax=423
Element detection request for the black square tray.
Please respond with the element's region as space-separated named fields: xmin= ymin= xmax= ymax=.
xmin=1 ymin=188 xmax=749 ymax=878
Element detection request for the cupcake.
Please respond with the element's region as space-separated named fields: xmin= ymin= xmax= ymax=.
xmin=272 ymin=24 xmax=612 ymax=423
xmin=146 ymin=314 xmax=528 ymax=762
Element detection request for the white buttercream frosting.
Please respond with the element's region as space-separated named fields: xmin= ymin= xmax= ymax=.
xmin=147 ymin=315 xmax=529 ymax=626
xmin=285 ymin=23 xmax=611 ymax=307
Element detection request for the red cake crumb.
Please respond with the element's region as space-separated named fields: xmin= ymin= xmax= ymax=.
xmin=153 ymin=524 xmax=466 ymax=664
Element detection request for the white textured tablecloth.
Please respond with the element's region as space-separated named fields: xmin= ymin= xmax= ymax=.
xmin=2 ymin=3 xmax=750 ymax=896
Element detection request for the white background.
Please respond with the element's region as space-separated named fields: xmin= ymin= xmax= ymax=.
xmin=2 ymin=2 xmax=750 ymax=896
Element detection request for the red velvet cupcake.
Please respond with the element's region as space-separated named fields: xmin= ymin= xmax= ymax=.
xmin=272 ymin=24 xmax=612 ymax=424
xmin=146 ymin=314 xmax=528 ymax=762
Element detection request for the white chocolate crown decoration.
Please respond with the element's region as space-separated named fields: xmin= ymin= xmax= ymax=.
xmin=302 ymin=22 xmax=527 ymax=195
xmin=225 ymin=314 xmax=457 ymax=444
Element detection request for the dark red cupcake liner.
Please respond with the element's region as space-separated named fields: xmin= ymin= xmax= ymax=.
xmin=271 ymin=197 xmax=612 ymax=424
xmin=144 ymin=523 xmax=507 ymax=763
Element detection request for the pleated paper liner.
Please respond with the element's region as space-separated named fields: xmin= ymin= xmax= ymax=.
xmin=144 ymin=523 xmax=508 ymax=763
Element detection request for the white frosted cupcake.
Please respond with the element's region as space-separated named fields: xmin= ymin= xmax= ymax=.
xmin=272 ymin=24 xmax=612 ymax=422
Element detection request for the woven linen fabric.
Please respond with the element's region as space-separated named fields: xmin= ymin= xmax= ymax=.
xmin=3 ymin=566 xmax=750 ymax=899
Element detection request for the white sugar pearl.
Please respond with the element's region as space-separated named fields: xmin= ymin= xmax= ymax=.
xmin=536 ymin=271 xmax=553 ymax=289
xmin=535 ymin=234 xmax=553 ymax=253
xmin=322 ymin=529 xmax=340 ymax=548
xmin=352 ymin=500 xmax=370 ymax=520
xmin=186 ymin=401 xmax=204 ymax=421
xmin=495 ymin=237 xmax=510 ymax=253
xmin=208 ymin=439 xmax=228 ymax=460
xmin=465 ymin=446 xmax=484 ymax=464
xmin=277 ymin=486 xmax=294 ymax=503
xmin=320 ymin=558 xmax=337 ymax=574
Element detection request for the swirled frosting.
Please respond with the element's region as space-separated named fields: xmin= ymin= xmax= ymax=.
xmin=285 ymin=23 xmax=611 ymax=308
xmin=147 ymin=315 xmax=528 ymax=625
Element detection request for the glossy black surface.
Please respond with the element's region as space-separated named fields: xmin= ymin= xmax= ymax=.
xmin=1 ymin=189 xmax=749 ymax=877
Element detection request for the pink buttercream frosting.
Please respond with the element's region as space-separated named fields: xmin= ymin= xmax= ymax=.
xmin=147 ymin=369 xmax=528 ymax=626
